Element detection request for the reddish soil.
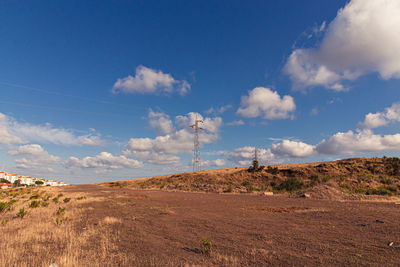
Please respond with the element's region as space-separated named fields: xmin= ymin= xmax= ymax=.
xmin=63 ymin=184 xmax=400 ymax=266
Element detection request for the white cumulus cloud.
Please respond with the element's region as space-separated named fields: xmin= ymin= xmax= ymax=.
xmin=0 ymin=112 xmax=103 ymax=146
xmin=65 ymin=152 xmax=143 ymax=170
xmin=285 ymin=0 xmax=400 ymax=90
xmin=271 ymin=140 xmax=315 ymax=158
xmin=112 ymin=65 xmax=190 ymax=95
xmin=8 ymin=144 xmax=60 ymax=170
xmin=361 ymin=103 xmax=400 ymax=128
xmin=237 ymin=87 xmax=295 ymax=120
xmin=125 ymin=112 xmax=222 ymax=165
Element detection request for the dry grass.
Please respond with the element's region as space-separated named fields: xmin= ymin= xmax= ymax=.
xmin=0 ymin=187 xmax=126 ymax=267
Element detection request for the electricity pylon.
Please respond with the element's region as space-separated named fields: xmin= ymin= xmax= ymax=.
xmin=191 ymin=118 xmax=203 ymax=172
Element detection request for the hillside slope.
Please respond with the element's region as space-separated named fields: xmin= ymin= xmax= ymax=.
xmin=102 ymin=157 xmax=400 ymax=198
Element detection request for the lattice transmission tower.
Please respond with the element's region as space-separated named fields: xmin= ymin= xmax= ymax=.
xmin=191 ymin=118 xmax=203 ymax=172
xmin=254 ymin=147 xmax=258 ymax=162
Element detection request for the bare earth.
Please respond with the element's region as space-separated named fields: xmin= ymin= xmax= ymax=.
xmin=57 ymin=184 xmax=400 ymax=266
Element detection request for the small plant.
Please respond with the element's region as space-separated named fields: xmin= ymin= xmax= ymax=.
xmin=16 ymin=207 xmax=28 ymax=218
xmin=76 ymin=196 xmax=86 ymax=200
xmin=241 ymin=180 xmax=250 ymax=187
xmin=200 ymin=237 xmax=213 ymax=256
xmin=276 ymin=177 xmax=304 ymax=192
xmin=248 ymin=160 xmax=265 ymax=172
xmin=63 ymin=198 xmax=71 ymax=203
xmin=52 ymin=197 xmax=59 ymax=203
xmin=54 ymin=216 xmax=68 ymax=226
xmin=225 ymin=185 xmax=233 ymax=193
xmin=0 ymin=200 xmax=16 ymax=213
xmin=56 ymin=207 xmax=66 ymax=215
xmin=366 ymin=187 xmax=392 ymax=196
xmin=30 ymin=194 xmax=41 ymax=199
xmin=1 ymin=218 xmax=9 ymax=225
xmin=57 ymin=193 xmax=64 ymax=198
xmin=321 ymin=176 xmax=331 ymax=183
xmin=41 ymin=201 xmax=49 ymax=207
xmin=29 ymin=200 xmax=41 ymax=208
xmin=266 ymin=166 xmax=279 ymax=175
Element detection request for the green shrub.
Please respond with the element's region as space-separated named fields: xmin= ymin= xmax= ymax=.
xmin=241 ymin=181 xmax=250 ymax=187
xmin=54 ymin=216 xmax=68 ymax=226
xmin=276 ymin=177 xmax=304 ymax=192
xmin=321 ymin=176 xmax=331 ymax=183
xmin=52 ymin=197 xmax=59 ymax=203
xmin=29 ymin=200 xmax=41 ymax=208
xmin=380 ymin=177 xmax=393 ymax=185
xmin=225 ymin=185 xmax=233 ymax=193
xmin=1 ymin=218 xmax=9 ymax=225
xmin=354 ymin=188 xmax=367 ymax=194
xmin=63 ymin=198 xmax=71 ymax=203
xmin=76 ymin=196 xmax=86 ymax=200
xmin=56 ymin=207 xmax=66 ymax=215
xmin=16 ymin=207 xmax=27 ymax=218
xmin=366 ymin=187 xmax=392 ymax=196
xmin=266 ymin=166 xmax=279 ymax=175
xmin=41 ymin=201 xmax=49 ymax=207
xmin=270 ymin=181 xmax=276 ymax=187
xmin=386 ymin=185 xmax=398 ymax=192
xmin=30 ymin=194 xmax=41 ymax=200
xmin=200 ymin=238 xmax=213 ymax=256
xmin=0 ymin=200 xmax=16 ymax=213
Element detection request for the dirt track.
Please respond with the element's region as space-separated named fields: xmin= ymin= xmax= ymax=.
xmin=61 ymin=184 xmax=400 ymax=266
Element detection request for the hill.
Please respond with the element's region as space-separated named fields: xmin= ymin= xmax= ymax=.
xmin=102 ymin=157 xmax=400 ymax=199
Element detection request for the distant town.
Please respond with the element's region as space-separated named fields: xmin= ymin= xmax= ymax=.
xmin=0 ymin=171 xmax=68 ymax=189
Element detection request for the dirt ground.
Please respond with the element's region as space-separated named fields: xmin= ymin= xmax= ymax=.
xmin=58 ymin=184 xmax=400 ymax=266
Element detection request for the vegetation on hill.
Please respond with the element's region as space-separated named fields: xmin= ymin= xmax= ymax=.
xmin=105 ymin=157 xmax=400 ymax=197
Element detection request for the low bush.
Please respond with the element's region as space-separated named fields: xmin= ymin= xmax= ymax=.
xmin=54 ymin=216 xmax=68 ymax=226
xmin=266 ymin=166 xmax=279 ymax=175
xmin=29 ymin=200 xmax=41 ymax=208
xmin=63 ymin=198 xmax=71 ymax=203
xmin=366 ymin=187 xmax=392 ymax=196
xmin=276 ymin=177 xmax=304 ymax=192
xmin=200 ymin=237 xmax=213 ymax=256
xmin=16 ymin=207 xmax=27 ymax=218
xmin=56 ymin=207 xmax=66 ymax=215
xmin=0 ymin=200 xmax=16 ymax=213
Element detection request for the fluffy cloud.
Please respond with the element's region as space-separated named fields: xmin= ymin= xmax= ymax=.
xmin=0 ymin=113 xmax=103 ymax=146
xmin=0 ymin=113 xmax=24 ymax=144
xmin=8 ymin=144 xmax=60 ymax=170
xmin=237 ymin=87 xmax=295 ymax=119
xmin=125 ymin=112 xmax=222 ymax=165
xmin=285 ymin=0 xmax=400 ymax=90
xmin=316 ymin=129 xmax=400 ymax=155
xmin=205 ymin=105 xmax=233 ymax=115
xmin=271 ymin=140 xmax=315 ymax=158
xmin=65 ymin=152 xmax=143 ymax=170
xmin=112 ymin=65 xmax=190 ymax=95
xmin=199 ymin=159 xmax=226 ymax=168
xmin=226 ymin=120 xmax=244 ymax=126
xmin=361 ymin=103 xmax=400 ymax=128
xmin=221 ymin=146 xmax=274 ymax=166
xmin=148 ymin=110 xmax=174 ymax=135
xmin=222 ymin=128 xmax=400 ymax=165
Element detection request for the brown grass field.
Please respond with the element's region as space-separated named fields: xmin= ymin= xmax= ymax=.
xmin=1 ymin=157 xmax=400 ymax=266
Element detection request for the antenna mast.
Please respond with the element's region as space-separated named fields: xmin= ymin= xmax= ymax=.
xmin=191 ymin=117 xmax=203 ymax=172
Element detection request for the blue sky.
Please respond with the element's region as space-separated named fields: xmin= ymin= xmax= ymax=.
xmin=1 ymin=0 xmax=400 ymax=184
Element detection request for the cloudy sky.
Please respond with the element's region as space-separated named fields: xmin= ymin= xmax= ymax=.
xmin=1 ymin=0 xmax=400 ymax=184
